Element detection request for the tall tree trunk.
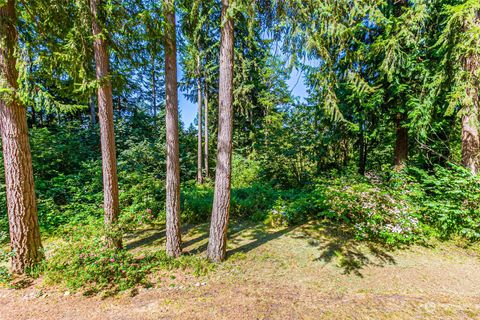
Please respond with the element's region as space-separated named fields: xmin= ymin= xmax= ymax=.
xmin=204 ymin=85 xmax=209 ymax=179
xmin=394 ymin=113 xmax=408 ymax=169
xmin=0 ymin=0 xmax=43 ymax=274
xmin=164 ymin=0 xmax=181 ymax=258
xmin=151 ymin=54 xmax=157 ymax=120
xmin=461 ymin=104 xmax=479 ymax=175
xmin=196 ymin=56 xmax=203 ymax=184
xmin=26 ymin=48 xmax=35 ymax=128
xmin=358 ymin=120 xmax=367 ymax=175
xmin=28 ymin=106 xmax=35 ymax=128
xmin=461 ymin=12 xmax=480 ymax=175
xmin=392 ymin=0 xmax=408 ymax=170
xmin=89 ymin=96 xmax=96 ymax=126
xmin=207 ymin=0 xmax=234 ymax=262
xmin=90 ymin=0 xmax=121 ymax=248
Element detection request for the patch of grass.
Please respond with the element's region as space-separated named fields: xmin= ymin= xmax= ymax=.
xmin=41 ymin=219 xmax=213 ymax=295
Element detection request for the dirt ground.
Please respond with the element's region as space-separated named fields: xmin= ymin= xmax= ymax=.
xmin=1 ymin=221 xmax=479 ymax=319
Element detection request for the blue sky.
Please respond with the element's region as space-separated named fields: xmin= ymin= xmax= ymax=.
xmin=178 ymin=67 xmax=309 ymax=127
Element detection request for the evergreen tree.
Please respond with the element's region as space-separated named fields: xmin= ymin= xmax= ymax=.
xmin=164 ymin=0 xmax=182 ymax=257
xmin=0 ymin=0 xmax=43 ymax=273
xmin=207 ymin=0 xmax=235 ymax=262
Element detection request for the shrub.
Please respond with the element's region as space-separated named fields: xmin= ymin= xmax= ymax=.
xmin=181 ymin=183 xmax=214 ymax=223
xmin=264 ymin=189 xmax=321 ymax=226
xmin=231 ymin=184 xmax=278 ymax=218
xmin=409 ymin=165 xmax=480 ymax=240
xmin=44 ymin=220 xmax=212 ymax=294
xmin=0 ymin=232 xmax=11 ymax=285
xmin=231 ymin=154 xmax=262 ymax=188
xmin=119 ymin=170 xmax=165 ymax=218
xmin=318 ymin=176 xmax=422 ymax=245
xmin=181 ymin=182 xmax=279 ymax=223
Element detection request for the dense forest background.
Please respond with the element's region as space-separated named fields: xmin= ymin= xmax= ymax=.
xmin=1 ymin=0 xmax=480 ymax=292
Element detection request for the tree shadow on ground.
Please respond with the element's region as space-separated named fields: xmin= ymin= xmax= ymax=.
xmin=185 ymin=221 xmax=267 ymax=256
xmin=294 ymin=222 xmax=398 ymax=277
xmin=125 ymin=229 xmax=166 ymax=250
xmin=131 ymin=220 xmax=294 ymax=257
xmin=125 ymin=219 xmax=401 ymax=277
xmin=227 ymin=224 xmax=296 ymax=257
xmin=125 ymin=224 xmax=209 ymax=251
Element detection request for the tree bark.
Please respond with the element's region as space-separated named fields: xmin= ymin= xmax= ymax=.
xmin=461 ymin=11 xmax=480 ymax=175
xmin=207 ymin=0 xmax=234 ymax=262
xmin=196 ymin=56 xmax=203 ymax=184
xmin=392 ymin=0 xmax=408 ymax=170
xmin=90 ymin=0 xmax=121 ymax=248
xmin=0 ymin=0 xmax=43 ymax=274
xmin=358 ymin=121 xmax=367 ymax=175
xmin=204 ymin=85 xmax=209 ymax=179
xmin=89 ymin=96 xmax=96 ymax=126
xmin=151 ymin=54 xmax=157 ymax=120
xmin=461 ymin=104 xmax=479 ymax=175
xmin=164 ymin=0 xmax=181 ymax=258
xmin=394 ymin=113 xmax=408 ymax=169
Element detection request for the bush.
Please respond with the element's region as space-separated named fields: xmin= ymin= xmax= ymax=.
xmin=231 ymin=154 xmax=262 ymax=188
xmin=119 ymin=170 xmax=165 ymax=219
xmin=181 ymin=182 xmax=214 ymax=223
xmin=0 ymin=231 xmax=11 ymax=285
xmin=35 ymin=160 xmax=104 ymax=233
xmin=263 ymin=189 xmax=320 ymax=226
xmin=181 ymin=181 xmax=279 ymax=223
xmin=409 ymin=165 xmax=480 ymax=240
xmin=231 ymin=184 xmax=278 ymax=219
xmin=44 ymin=220 xmax=212 ymax=294
xmin=318 ymin=175 xmax=422 ymax=245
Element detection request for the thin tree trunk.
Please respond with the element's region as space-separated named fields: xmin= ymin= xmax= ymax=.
xmin=27 ymin=48 xmax=35 ymax=128
xmin=394 ymin=113 xmax=408 ymax=169
xmin=392 ymin=0 xmax=408 ymax=170
xmin=461 ymin=105 xmax=479 ymax=175
xmin=207 ymin=0 xmax=234 ymax=262
xmin=197 ymin=56 xmax=203 ymax=184
xmin=204 ymin=85 xmax=209 ymax=179
xmin=151 ymin=54 xmax=157 ymax=120
xmin=461 ymin=12 xmax=480 ymax=175
xmin=90 ymin=0 xmax=121 ymax=248
xmin=89 ymin=96 xmax=96 ymax=126
xmin=358 ymin=121 xmax=367 ymax=175
xmin=164 ymin=0 xmax=181 ymax=257
xmin=0 ymin=0 xmax=43 ymax=274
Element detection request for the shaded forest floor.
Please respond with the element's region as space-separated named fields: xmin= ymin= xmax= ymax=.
xmin=1 ymin=221 xmax=480 ymax=319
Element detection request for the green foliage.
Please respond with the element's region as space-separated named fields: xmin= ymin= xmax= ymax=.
xmin=231 ymin=184 xmax=278 ymax=219
xmin=181 ymin=182 xmax=214 ymax=223
xmin=410 ymin=165 xmax=480 ymax=240
xmin=43 ymin=219 xmax=212 ymax=294
xmin=231 ymin=154 xmax=262 ymax=189
xmin=0 ymin=231 xmax=11 ymax=285
xmin=181 ymin=182 xmax=278 ymax=223
xmin=318 ymin=175 xmax=422 ymax=245
xmin=182 ymin=155 xmax=275 ymax=223
xmin=1 ymin=0 xmax=479 ymax=293
xmin=263 ymin=167 xmax=480 ymax=245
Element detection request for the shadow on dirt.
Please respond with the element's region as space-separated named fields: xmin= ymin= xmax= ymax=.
xmin=293 ymin=222 xmax=398 ymax=277
xmin=126 ymin=220 xmax=403 ymax=277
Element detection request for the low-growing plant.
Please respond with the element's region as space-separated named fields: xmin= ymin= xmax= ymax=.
xmin=318 ymin=175 xmax=422 ymax=245
xmin=181 ymin=183 xmax=214 ymax=223
xmin=0 ymin=231 xmax=11 ymax=285
xmin=43 ymin=221 xmax=212 ymax=295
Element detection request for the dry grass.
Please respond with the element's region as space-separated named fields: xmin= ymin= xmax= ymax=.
xmin=1 ymin=220 xmax=480 ymax=319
